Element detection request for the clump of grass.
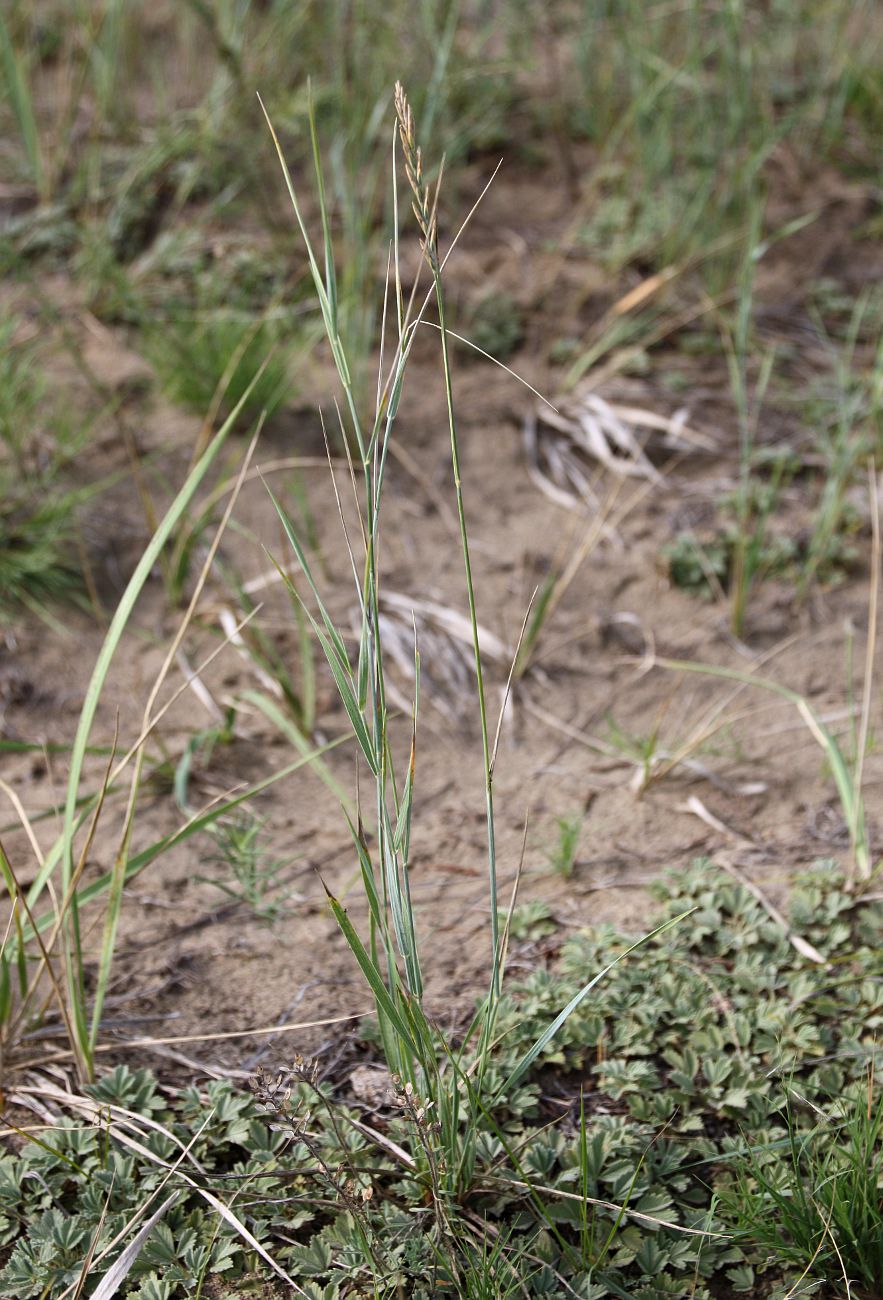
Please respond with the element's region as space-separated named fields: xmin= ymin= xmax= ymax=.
xmin=0 ymin=498 xmax=86 ymax=617
xmin=663 ymin=214 xmax=874 ymax=625
xmin=146 ymin=308 xmax=290 ymax=424
xmin=0 ymin=313 xmax=87 ymax=617
xmin=0 ymin=10 xmax=46 ymax=200
xmin=256 ymin=82 xmax=688 ymax=1290
xmin=663 ymin=444 xmax=863 ymax=609
xmin=547 ymin=814 xmax=582 ymax=879
xmin=723 ymin=1071 xmax=883 ymax=1295
xmin=197 ymin=809 xmax=289 ymax=920
xmin=801 ymin=295 xmax=883 ymax=594
xmin=721 ymin=206 xmax=781 ymax=639
xmin=464 ymin=291 xmax=524 ymax=362
xmin=663 ymin=515 xmax=798 ymax=605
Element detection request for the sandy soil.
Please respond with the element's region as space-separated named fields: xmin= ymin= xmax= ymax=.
xmin=2 ymin=151 xmax=881 ymax=1089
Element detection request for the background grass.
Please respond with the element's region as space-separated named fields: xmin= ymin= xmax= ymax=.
xmin=3 ymin=0 xmax=882 ymax=615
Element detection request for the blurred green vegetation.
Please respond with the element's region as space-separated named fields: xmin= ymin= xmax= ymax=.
xmin=1 ymin=0 xmax=882 ymax=613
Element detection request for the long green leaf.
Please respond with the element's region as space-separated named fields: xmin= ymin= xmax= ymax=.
xmin=345 ymin=814 xmax=384 ymax=930
xmin=258 ymin=97 xmax=338 ymax=363
xmin=494 ymin=909 xmax=694 ymax=1101
xmin=326 ymin=890 xmax=419 ymax=1057
xmin=265 ymin=486 xmax=350 ymax=668
xmin=313 ymin=622 xmax=378 ymax=773
xmin=267 ymin=529 xmax=379 ymax=771
xmin=291 ymin=595 xmax=317 ymax=734
xmin=60 ymin=374 xmax=265 ymax=897
xmin=21 ymin=734 xmax=352 ymax=948
xmin=379 ymin=802 xmax=421 ymax=997
xmin=268 ymin=512 xmax=377 ymax=773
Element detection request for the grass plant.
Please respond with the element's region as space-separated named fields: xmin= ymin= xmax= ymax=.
xmin=801 ymin=297 xmax=883 ymax=594
xmin=723 ymin=1071 xmax=883 ymax=1295
xmin=146 ymin=309 xmax=290 ymax=426
xmin=2 ymin=3 xmax=883 ymax=1295
xmin=547 ymin=815 xmax=582 ymax=880
xmin=255 ymin=84 xmax=691 ymax=1287
xmin=197 ymin=809 xmax=288 ymax=921
xmin=722 ymin=208 xmax=779 ymax=639
xmin=0 ymin=10 xmax=45 ymax=200
xmin=0 ymin=312 xmax=90 ymax=617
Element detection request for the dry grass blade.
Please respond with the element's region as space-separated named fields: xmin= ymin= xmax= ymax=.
xmin=12 ymin=1080 xmax=307 ymax=1295
xmin=383 ymin=592 xmax=508 ymax=659
xmin=780 ymin=1197 xmax=840 ymax=1300
xmin=0 ymin=839 xmax=83 ymax=1070
xmin=104 ymin=1008 xmax=369 ymax=1049
xmin=71 ymin=1180 xmax=113 ymax=1300
xmin=143 ymin=433 xmax=261 ymax=745
xmin=20 ymin=1011 xmax=371 ymax=1070
xmin=387 ymin=437 xmax=459 ymax=534
xmin=17 ymin=1081 xmax=210 ymax=1177
xmin=524 ymin=405 xmax=612 ymax=513
xmin=529 ymin=394 xmax=664 ymax=486
xmin=0 ymin=778 xmax=45 ymax=867
xmin=86 ymin=1192 xmax=181 ymax=1300
xmin=218 ymin=604 xmax=280 ymax=696
xmin=348 ymin=1116 xmax=417 ymax=1169
xmin=175 ymin=648 xmax=225 ymax=723
xmin=494 ymin=815 xmax=530 ymax=990
xmin=369 ymin=590 xmax=509 ymax=719
xmin=818 ymin=1195 xmax=853 ymax=1298
xmin=519 ymin=692 xmax=616 ymax=759
xmin=602 ymin=400 xmax=715 ymax=452
xmin=422 ymin=319 xmax=556 ymax=409
xmin=506 ymin=1177 xmax=729 ymax=1238
xmin=54 ymin=606 xmax=261 ymax=806
xmin=525 ymin=380 xmax=713 ymax=511
xmin=490 ymin=592 xmax=537 ymax=774
xmin=680 ymin=794 xmax=754 ymax=845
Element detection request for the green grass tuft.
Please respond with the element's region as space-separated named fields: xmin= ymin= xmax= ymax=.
xmin=146 ymin=310 xmax=291 ymax=424
xmin=0 ymin=313 xmax=88 ymax=617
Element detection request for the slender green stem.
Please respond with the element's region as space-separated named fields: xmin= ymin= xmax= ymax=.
xmin=432 ymin=275 xmax=500 ymax=1002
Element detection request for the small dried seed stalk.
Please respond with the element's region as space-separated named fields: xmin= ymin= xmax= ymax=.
xmin=251 ymin=1060 xmax=385 ymax=1266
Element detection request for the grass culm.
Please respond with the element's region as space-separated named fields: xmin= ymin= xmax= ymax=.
xmin=256 ymin=83 xmax=687 ymax=1287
